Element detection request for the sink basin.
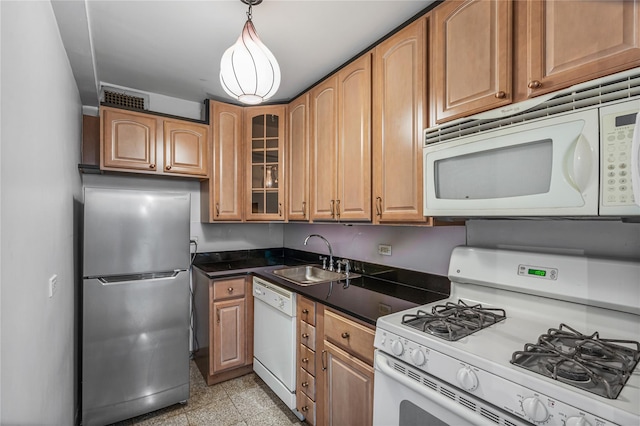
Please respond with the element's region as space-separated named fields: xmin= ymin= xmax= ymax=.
xmin=272 ymin=265 xmax=359 ymax=286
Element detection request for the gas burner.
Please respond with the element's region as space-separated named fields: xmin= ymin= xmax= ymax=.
xmin=401 ymin=300 xmax=506 ymax=341
xmin=511 ymin=324 xmax=640 ymax=399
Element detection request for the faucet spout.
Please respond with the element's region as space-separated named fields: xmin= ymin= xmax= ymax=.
xmin=304 ymin=234 xmax=334 ymax=271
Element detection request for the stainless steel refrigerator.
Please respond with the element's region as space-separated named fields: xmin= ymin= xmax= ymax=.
xmin=82 ymin=188 xmax=191 ymax=426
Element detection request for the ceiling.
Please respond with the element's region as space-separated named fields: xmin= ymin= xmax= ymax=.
xmin=51 ymin=0 xmax=437 ymax=110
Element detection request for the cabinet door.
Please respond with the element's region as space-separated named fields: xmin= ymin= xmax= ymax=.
xmin=372 ymin=18 xmax=429 ymax=224
xmin=337 ymin=54 xmax=372 ymax=221
xmin=163 ymin=120 xmax=209 ymax=176
xmin=323 ymin=340 xmax=374 ymax=426
xmin=101 ymin=107 xmax=158 ymax=172
xmin=211 ymin=297 xmax=246 ymax=373
xmin=288 ymin=94 xmax=310 ymax=221
xmin=203 ymin=101 xmax=243 ymax=221
xmin=310 ymin=76 xmax=339 ymax=221
xmin=432 ymin=0 xmax=512 ymax=124
xmin=524 ymin=0 xmax=640 ymax=98
xmin=244 ymin=106 xmax=286 ymax=221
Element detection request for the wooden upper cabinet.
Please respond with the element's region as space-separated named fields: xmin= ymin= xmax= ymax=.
xmin=432 ymin=0 xmax=512 ymax=124
xmin=521 ymin=0 xmax=640 ymax=98
xmin=337 ymin=54 xmax=372 ymax=222
xmin=310 ymin=76 xmax=339 ymax=221
xmin=201 ymin=100 xmax=243 ymax=222
xmin=101 ymin=106 xmax=209 ymax=178
xmin=244 ymin=105 xmax=286 ymax=221
xmin=310 ymin=54 xmax=372 ymax=222
xmin=163 ymin=119 xmax=208 ymax=176
xmin=102 ymin=107 xmax=158 ymax=172
xmin=288 ymin=94 xmax=310 ymax=221
xmin=373 ymin=17 xmax=429 ymax=224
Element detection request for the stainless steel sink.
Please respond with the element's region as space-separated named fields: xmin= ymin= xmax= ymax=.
xmin=272 ymin=265 xmax=359 ymax=286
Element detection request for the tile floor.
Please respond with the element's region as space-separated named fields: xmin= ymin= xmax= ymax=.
xmin=110 ymin=361 xmax=306 ymax=426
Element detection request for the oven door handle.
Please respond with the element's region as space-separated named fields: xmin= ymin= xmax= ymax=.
xmin=374 ymin=351 xmax=499 ymax=426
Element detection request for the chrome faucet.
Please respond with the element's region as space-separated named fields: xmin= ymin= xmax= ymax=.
xmin=304 ymin=234 xmax=334 ymax=271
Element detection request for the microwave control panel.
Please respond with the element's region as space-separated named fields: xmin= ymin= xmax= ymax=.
xmin=600 ymin=101 xmax=639 ymax=211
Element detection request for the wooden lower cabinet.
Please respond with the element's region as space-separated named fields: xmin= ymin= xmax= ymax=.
xmin=193 ymin=271 xmax=254 ymax=385
xmin=298 ymin=300 xmax=375 ymax=426
xmin=323 ymin=341 xmax=374 ymax=426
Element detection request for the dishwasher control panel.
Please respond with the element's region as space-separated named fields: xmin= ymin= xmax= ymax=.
xmin=253 ymin=277 xmax=296 ymax=316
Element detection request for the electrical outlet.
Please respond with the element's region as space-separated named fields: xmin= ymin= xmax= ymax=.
xmin=190 ymin=236 xmax=198 ymax=244
xmin=48 ymin=274 xmax=58 ymax=298
xmin=378 ymin=244 xmax=392 ymax=256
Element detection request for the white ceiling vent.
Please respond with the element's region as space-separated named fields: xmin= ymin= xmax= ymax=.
xmin=425 ymin=67 xmax=640 ymax=146
xmin=100 ymin=86 xmax=149 ymax=111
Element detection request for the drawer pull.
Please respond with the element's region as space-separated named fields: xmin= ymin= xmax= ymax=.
xmin=528 ymin=80 xmax=542 ymax=89
xmin=228 ymin=287 xmax=234 ymax=293
xmin=302 ymin=357 xmax=309 ymax=363
xmin=301 ymin=406 xmax=309 ymax=412
xmin=341 ymin=332 xmax=350 ymax=339
xmin=302 ymin=333 xmax=309 ymax=338
xmin=301 ymin=381 xmax=309 ymax=387
xmin=302 ymin=309 xmax=309 ymax=314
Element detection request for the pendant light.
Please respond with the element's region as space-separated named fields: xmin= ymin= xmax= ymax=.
xmin=220 ymin=0 xmax=281 ymax=105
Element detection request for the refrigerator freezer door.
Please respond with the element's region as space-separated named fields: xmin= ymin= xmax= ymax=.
xmin=83 ymin=188 xmax=190 ymax=277
xmin=81 ymin=271 xmax=190 ymax=426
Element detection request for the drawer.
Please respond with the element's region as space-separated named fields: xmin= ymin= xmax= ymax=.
xmin=298 ymin=367 xmax=316 ymax=401
xmin=296 ymin=391 xmax=316 ymax=425
xmin=298 ymin=296 xmax=316 ymax=326
xmin=299 ymin=321 xmax=316 ymax=351
xmin=324 ymin=309 xmax=375 ymax=365
xmin=298 ymin=344 xmax=316 ymax=376
xmin=213 ymin=277 xmax=245 ymax=300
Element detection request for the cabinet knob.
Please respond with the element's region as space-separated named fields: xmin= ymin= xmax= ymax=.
xmin=301 ymin=381 xmax=309 ymax=387
xmin=149 ymin=164 xmax=156 ymax=169
xmin=302 ymin=309 xmax=309 ymax=314
xmin=495 ymin=91 xmax=506 ymax=99
xmin=302 ymin=357 xmax=309 ymax=363
xmin=165 ymin=165 xmax=172 ymax=170
xmin=302 ymin=333 xmax=309 ymax=338
xmin=227 ymin=287 xmax=234 ymax=293
xmin=301 ymin=406 xmax=309 ymax=412
xmin=528 ymin=80 xmax=542 ymax=89
xmin=341 ymin=332 xmax=350 ymax=339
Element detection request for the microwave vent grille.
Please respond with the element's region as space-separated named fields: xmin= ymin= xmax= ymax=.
xmin=425 ymin=68 xmax=640 ymax=145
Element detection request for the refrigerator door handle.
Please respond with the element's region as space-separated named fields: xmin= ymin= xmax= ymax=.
xmin=97 ymin=270 xmax=184 ymax=284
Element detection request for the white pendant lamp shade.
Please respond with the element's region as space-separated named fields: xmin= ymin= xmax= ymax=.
xmin=220 ymin=18 xmax=281 ymax=105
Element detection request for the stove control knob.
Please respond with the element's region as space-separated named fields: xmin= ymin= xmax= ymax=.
xmin=390 ymin=340 xmax=404 ymax=356
xmin=410 ymin=349 xmax=426 ymax=366
xmin=456 ymin=367 xmax=478 ymax=391
xmin=565 ymin=416 xmax=592 ymax=426
xmin=522 ymin=397 xmax=549 ymax=423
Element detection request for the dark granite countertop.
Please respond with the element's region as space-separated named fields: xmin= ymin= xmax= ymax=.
xmin=193 ymin=248 xmax=450 ymax=325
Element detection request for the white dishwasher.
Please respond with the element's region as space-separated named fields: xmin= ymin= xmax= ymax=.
xmin=252 ymin=277 xmax=303 ymax=419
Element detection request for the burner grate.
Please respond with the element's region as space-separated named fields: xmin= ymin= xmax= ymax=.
xmin=401 ymin=300 xmax=506 ymax=341
xmin=511 ymin=323 xmax=640 ymax=399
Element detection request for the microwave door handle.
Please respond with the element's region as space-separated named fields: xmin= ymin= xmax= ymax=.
xmin=632 ymin=112 xmax=640 ymax=206
xmin=566 ymin=134 xmax=594 ymax=193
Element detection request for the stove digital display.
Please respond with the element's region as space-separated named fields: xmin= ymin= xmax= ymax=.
xmin=528 ymin=268 xmax=546 ymax=277
xmin=518 ymin=264 xmax=557 ymax=280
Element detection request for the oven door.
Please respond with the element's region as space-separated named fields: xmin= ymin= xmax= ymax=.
xmin=373 ymin=351 xmax=529 ymax=426
xmin=423 ymin=108 xmax=599 ymax=217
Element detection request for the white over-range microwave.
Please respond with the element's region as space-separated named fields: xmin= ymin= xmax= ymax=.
xmin=423 ymin=70 xmax=640 ymax=218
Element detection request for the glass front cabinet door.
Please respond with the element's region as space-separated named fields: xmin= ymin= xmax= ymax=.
xmin=244 ymin=106 xmax=286 ymax=221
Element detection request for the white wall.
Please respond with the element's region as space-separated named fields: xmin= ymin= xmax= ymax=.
xmin=284 ymin=223 xmax=466 ymax=276
xmin=466 ymin=219 xmax=640 ymax=260
xmin=1 ymin=1 xmax=82 ymax=424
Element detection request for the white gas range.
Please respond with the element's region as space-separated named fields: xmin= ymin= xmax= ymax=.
xmin=373 ymin=247 xmax=640 ymax=426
